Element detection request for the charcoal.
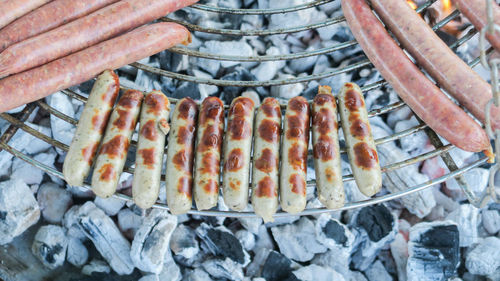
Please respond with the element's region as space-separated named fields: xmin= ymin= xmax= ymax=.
xmin=196 ymin=223 xmax=249 ymax=265
xmin=465 ymin=237 xmax=500 ymax=276
xmin=292 ymin=264 xmax=345 ymax=281
xmin=183 ymin=268 xmax=213 ymax=281
xmin=37 ymin=182 xmax=73 ymax=224
xmin=67 ymin=237 xmax=89 ymax=267
xmin=221 ymin=67 xmax=258 ymax=103
xmin=445 ymin=204 xmax=479 ymax=247
xmin=364 ymin=260 xmax=393 ymax=281
xmin=356 ymin=205 xmax=394 ymax=242
xmin=94 ymin=196 xmax=126 ymax=216
xmin=32 ymin=225 xmax=68 ymax=269
xmin=157 ymin=252 xmax=182 ymax=281
xmin=235 ymin=229 xmax=255 ymax=251
xmin=261 ymin=251 xmax=295 ymax=281
xmin=390 ymin=233 xmax=408 ymax=281
xmin=270 ymin=74 xmax=304 ymax=99
xmin=251 ymin=47 xmax=286 ymax=81
xmin=481 ymin=209 xmax=500 ymax=234
xmin=202 ymin=258 xmax=244 ymax=280
xmin=170 ymin=224 xmax=199 ymax=260
xmin=81 ymin=259 xmax=111 ymax=276
xmin=172 ymin=82 xmax=201 ymax=100
xmin=47 ymin=92 xmax=76 ymax=151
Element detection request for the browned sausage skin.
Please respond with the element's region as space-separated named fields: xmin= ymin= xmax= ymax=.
xmin=0 ymin=0 xmax=52 ymax=30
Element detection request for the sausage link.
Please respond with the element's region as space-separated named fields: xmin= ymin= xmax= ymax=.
xmin=338 ymin=83 xmax=382 ymax=197
xmin=63 ymin=70 xmax=119 ymax=186
xmin=251 ymin=97 xmax=281 ymax=222
xmin=165 ymin=98 xmax=198 ymax=214
xmin=132 ymin=91 xmax=170 ymax=209
xmin=341 ymin=0 xmax=490 ymax=153
xmin=92 ymin=90 xmax=143 ymax=198
xmin=0 ymin=0 xmax=198 ymax=77
xmin=0 ymin=0 xmax=52 ymax=30
xmin=280 ymin=96 xmax=310 ymax=214
xmin=0 ymin=0 xmax=120 ymax=52
xmin=222 ymin=97 xmax=256 ymax=211
xmin=0 ymin=23 xmax=191 ymax=113
xmin=193 ymin=97 xmax=225 ymax=210
xmin=370 ymin=0 xmax=500 ymax=131
xmin=312 ymin=85 xmax=344 ymax=208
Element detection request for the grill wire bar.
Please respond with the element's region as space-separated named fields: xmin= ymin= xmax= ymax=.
xmin=0 ymin=0 xmax=495 ymax=217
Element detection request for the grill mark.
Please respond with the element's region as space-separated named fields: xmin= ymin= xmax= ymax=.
xmin=344 ymin=89 xmax=364 ymax=111
xmin=113 ymin=109 xmax=134 ymax=130
xmin=288 ymin=143 xmax=307 ymax=171
xmin=229 ymin=117 xmax=251 ymax=140
xmin=349 ymin=119 xmax=370 ymax=140
xmin=178 ymin=98 xmax=198 ymax=120
xmin=289 ymin=174 xmax=306 ymax=195
xmin=261 ymin=98 xmax=281 ymax=118
xmin=203 ymin=179 xmax=218 ymax=194
xmin=199 ymin=152 xmax=219 ymax=175
xmin=145 ymin=92 xmax=168 ymax=115
xmin=313 ymin=107 xmax=336 ymax=135
xmin=173 ymin=149 xmax=192 ymax=172
xmin=100 ymin=135 xmax=129 ymax=159
xmin=288 ymin=97 xmax=309 ymax=113
xmin=313 ymin=135 xmax=335 ymax=161
xmin=91 ymin=112 xmax=109 ymax=134
xmin=101 ymin=72 xmax=119 ymax=107
xmin=177 ymin=176 xmax=192 ymax=198
xmin=255 ymin=148 xmax=278 ymax=173
xmin=325 ymin=167 xmax=335 ymax=183
xmin=177 ymin=125 xmax=195 ymax=145
xmin=139 ymin=148 xmax=155 ymax=168
xmin=140 ymin=120 xmax=158 ymax=141
xmin=118 ymin=90 xmax=143 ymax=108
xmin=353 ymin=142 xmax=379 ymax=169
xmin=225 ymin=148 xmax=244 ymax=172
xmin=314 ymin=93 xmax=335 ymax=106
xmin=81 ymin=142 xmax=99 ymax=165
xmin=256 ymin=176 xmax=276 ymax=198
xmin=198 ymin=126 xmax=223 ymax=151
xmin=258 ymin=119 xmax=280 ymax=143
xmin=199 ymin=97 xmax=224 ymax=125
xmin=229 ymin=179 xmax=241 ymax=191
xmin=98 ymin=163 xmax=115 ymax=182
xmin=286 ymin=115 xmax=307 ymax=139
xmin=230 ymin=97 xmax=254 ymax=117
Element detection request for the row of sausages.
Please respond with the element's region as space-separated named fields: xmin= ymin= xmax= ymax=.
xmin=64 ymin=71 xmax=382 ymax=222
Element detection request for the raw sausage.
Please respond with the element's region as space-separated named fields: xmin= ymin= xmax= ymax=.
xmin=132 ymin=90 xmax=170 ymax=209
xmin=280 ymin=96 xmax=310 ymax=214
xmin=251 ymin=97 xmax=281 ymax=222
xmin=222 ymin=97 xmax=255 ymax=211
xmin=0 ymin=0 xmax=52 ymax=30
xmin=341 ymin=0 xmax=490 ymax=153
xmin=312 ymin=85 xmax=344 ymax=208
xmin=338 ymin=83 xmax=382 ymax=197
xmin=165 ymin=98 xmax=198 ymax=214
xmin=63 ymin=70 xmax=119 ymax=186
xmin=370 ymin=0 xmax=500 ymax=131
xmin=452 ymin=0 xmax=500 ymax=53
xmin=0 ymin=23 xmax=191 ymax=113
xmin=0 ymin=0 xmax=198 ymax=77
xmin=0 ymin=0 xmax=120 ymax=52
xmin=193 ymin=97 xmax=225 ymax=211
xmin=92 ymin=90 xmax=143 ymax=198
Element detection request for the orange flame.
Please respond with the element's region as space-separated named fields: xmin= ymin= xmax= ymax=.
xmin=442 ymin=0 xmax=452 ymax=11
xmin=407 ymin=0 xmax=418 ymax=10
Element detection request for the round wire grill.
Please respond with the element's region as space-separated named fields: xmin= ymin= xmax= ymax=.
xmin=0 ymin=0 xmax=494 ymax=218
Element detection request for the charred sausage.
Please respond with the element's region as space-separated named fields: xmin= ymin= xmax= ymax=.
xmin=91 ymin=90 xmax=143 ymax=198
xmin=312 ymin=85 xmax=345 ymax=208
xmin=0 ymin=23 xmax=191 ymax=113
xmin=0 ymin=0 xmax=52 ymax=30
xmin=63 ymin=70 xmax=119 ymax=186
xmin=222 ymin=97 xmax=256 ymax=211
xmin=251 ymin=97 xmax=281 ymax=222
xmin=193 ymin=97 xmax=225 ymax=211
xmin=0 ymin=0 xmax=120 ymax=52
xmin=280 ymin=96 xmax=310 ymax=214
xmin=165 ymin=98 xmax=198 ymax=214
xmin=0 ymin=0 xmax=198 ymax=77
xmin=370 ymin=0 xmax=500 ymax=131
xmin=341 ymin=0 xmax=490 ymax=153
xmin=132 ymin=91 xmax=170 ymax=209
xmin=338 ymin=83 xmax=382 ymax=197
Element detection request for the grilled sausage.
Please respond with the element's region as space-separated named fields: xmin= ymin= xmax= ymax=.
xmin=0 ymin=23 xmax=191 ymax=113
xmin=312 ymin=85 xmax=344 ymax=208
xmin=165 ymin=98 xmax=198 ymax=214
xmin=280 ymin=96 xmax=310 ymax=214
xmin=193 ymin=97 xmax=225 ymax=211
xmin=0 ymin=0 xmax=52 ymax=30
xmin=63 ymin=70 xmax=119 ymax=186
xmin=251 ymin=97 xmax=281 ymax=222
xmin=132 ymin=91 xmax=170 ymax=209
xmin=222 ymin=97 xmax=256 ymax=211
xmin=0 ymin=0 xmax=199 ymax=77
xmin=452 ymin=0 xmax=500 ymax=53
xmin=92 ymin=90 xmax=143 ymax=198
xmin=338 ymin=83 xmax=382 ymax=197
xmin=370 ymin=0 xmax=500 ymax=131
xmin=0 ymin=0 xmax=120 ymax=52
xmin=341 ymin=0 xmax=490 ymax=153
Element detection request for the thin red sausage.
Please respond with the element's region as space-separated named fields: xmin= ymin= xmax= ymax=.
xmin=0 ymin=0 xmax=52 ymax=30
xmin=0 ymin=0 xmax=198 ymax=77
xmin=341 ymin=0 xmax=490 ymax=153
xmin=0 ymin=0 xmax=120 ymax=52
xmin=0 ymin=23 xmax=191 ymax=113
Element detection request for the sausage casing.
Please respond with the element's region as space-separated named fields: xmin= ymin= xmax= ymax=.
xmin=165 ymin=98 xmax=198 ymax=214
xmin=0 ymin=0 xmax=52 ymax=30
xmin=132 ymin=91 xmax=170 ymax=209
xmin=251 ymin=97 xmax=281 ymax=222
xmin=63 ymin=70 xmax=119 ymax=186
xmin=92 ymin=90 xmax=143 ymax=198
xmin=338 ymin=83 xmax=381 ymax=197
xmin=193 ymin=97 xmax=225 ymax=210
xmin=280 ymin=96 xmax=310 ymax=214
xmin=312 ymin=86 xmax=344 ymax=209
xmin=222 ymin=97 xmax=256 ymax=211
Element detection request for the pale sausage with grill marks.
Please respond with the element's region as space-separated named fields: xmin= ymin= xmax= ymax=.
xmin=92 ymin=90 xmax=143 ymax=198
xmin=0 ymin=0 xmax=52 ymax=30
xmin=165 ymin=98 xmax=198 ymax=214
xmin=280 ymin=96 xmax=310 ymax=214
xmin=132 ymin=91 xmax=170 ymax=209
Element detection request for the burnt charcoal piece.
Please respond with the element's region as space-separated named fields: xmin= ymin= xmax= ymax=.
xmin=261 ymin=251 xmax=295 ymax=281
xmin=31 ymin=225 xmax=68 ymax=269
xmin=357 ymin=205 xmax=394 ymax=242
xmin=221 ymin=67 xmax=257 ymax=103
xmin=196 ymin=223 xmax=249 ymax=265
xmin=172 ymin=81 xmax=201 ymax=100
xmin=323 ymin=220 xmax=348 ymax=245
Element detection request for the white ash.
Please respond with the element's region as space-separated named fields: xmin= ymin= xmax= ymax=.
xmin=445 ymin=204 xmax=480 ymax=247
xmin=254 ymin=224 xmax=275 ymax=251
xmin=31 ymin=225 xmax=68 ymax=269
xmin=481 ymin=209 xmax=500 ymax=234
xmin=183 ymin=268 xmax=213 ymax=281
xmin=62 ymin=205 xmax=87 ymax=241
xmin=235 ymin=229 xmax=256 ymax=251
xmin=118 ymin=208 xmax=144 ymax=240
xmin=157 ymin=252 xmax=182 ymax=281
xmin=202 ymin=257 xmax=244 ymax=281
xmin=170 ymin=224 xmax=199 ymax=260
xmin=192 ymin=69 xmax=219 ymax=100
xmin=47 ymin=92 xmax=76 ymax=155
xmin=394 ymin=116 xmax=431 ymax=157
xmin=390 ymin=233 xmax=408 ymax=281
xmin=270 ymin=74 xmax=304 ymax=99
xmin=294 ymin=264 xmax=346 ymax=281
xmin=8 ymin=122 xmax=52 ymax=155
xmin=138 ymin=274 xmax=159 ymax=281
xmin=251 ymin=47 xmax=286 ymax=81
xmin=81 ymin=259 xmax=111 ymax=275
xmin=66 ymin=237 xmax=88 ymax=267
xmin=94 ymin=196 xmax=126 ymax=216
xmin=238 ymin=205 xmax=263 ymax=234
xmin=0 ymin=178 xmax=40 ymax=245
xmin=37 ymin=182 xmax=73 ymax=224
xmin=364 ymin=260 xmax=393 ymax=281
xmin=465 ymin=237 xmax=500 ymax=276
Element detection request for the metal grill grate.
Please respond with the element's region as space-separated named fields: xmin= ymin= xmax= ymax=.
xmin=0 ymin=0 xmax=493 ymax=217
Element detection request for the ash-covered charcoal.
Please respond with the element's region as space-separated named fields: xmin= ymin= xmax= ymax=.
xmin=117 ymin=208 xmax=143 ymax=240
xmin=63 ymin=205 xmax=87 ymax=241
xmin=159 ymin=51 xmax=189 ymax=73
xmin=37 ymin=182 xmax=73 ymax=224
xmin=31 ymin=225 xmax=68 ymax=269
xmin=220 ymin=67 xmax=258 ymax=103
xmin=130 ymin=209 xmax=178 ymax=274
xmin=170 ymin=224 xmax=199 ymax=260
xmin=81 ymin=259 xmax=111 ymax=276
xmin=196 ymin=223 xmax=250 ymax=266
xmin=94 ymin=196 xmax=126 ymax=216
xmin=481 ymin=209 xmax=500 ymax=235
xmin=235 ymin=229 xmax=255 ymax=251
xmin=172 ymin=81 xmax=201 ymax=100
xmin=390 ymin=233 xmax=408 ymax=281
xmin=350 ymin=204 xmax=398 ymax=271
xmin=66 ymin=237 xmax=89 ymax=267
xmin=407 ymin=221 xmax=460 ymax=281
xmin=157 ymin=252 xmax=182 ymax=281
xmin=251 ymin=47 xmax=286 ymax=81
xmin=270 ymin=74 xmax=304 ymax=99
xmin=135 ymin=57 xmax=161 ymax=92
xmin=292 ymin=264 xmax=345 ymax=281
xmin=465 ymin=237 xmax=500 ymax=276
xmin=76 ymin=201 xmax=134 ymax=275
xmin=183 ymin=268 xmax=213 ymax=281
xmin=261 ymin=250 xmax=297 ymax=281
xmin=271 ymin=217 xmax=328 ymax=262
xmin=394 ymin=117 xmax=431 ymax=157
xmin=202 ymin=258 xmax=244 ymax=280
xmin=363 ymin=260 xmax=393 ymax=281
xmin=47 ymin=92 xmax=76 ymax=151
xmin=192 ymin=69 xmax=219 ymax=99
xmin=0 ymin=178 xmax=40 ymax=245
xmin=238 ymin=205 xmax=263 ymax=235
xmin=445 ymin=204 xmax=479 ymax=247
